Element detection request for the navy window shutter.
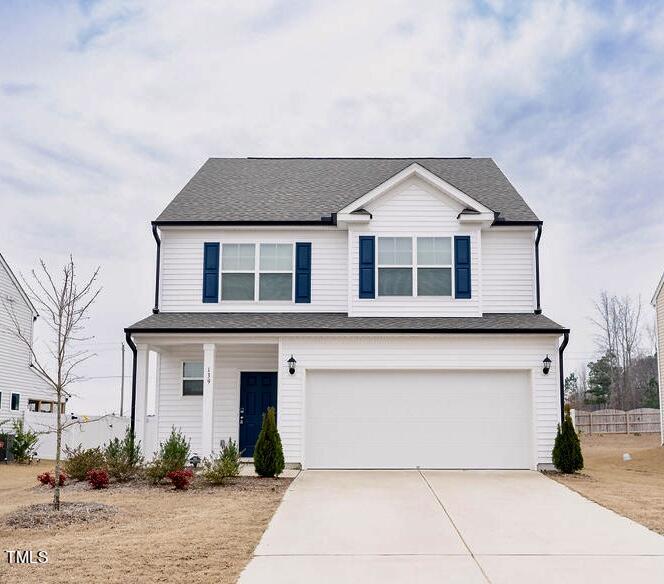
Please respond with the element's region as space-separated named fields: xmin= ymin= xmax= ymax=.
xmin=359 ymin=236 xmax=375 ymax=299
xmin=454 ymin=236 xmax=471 ymax=299
xmin=202 ymin=242 xmax=219 ymax=303
xmin=295 ymin=242 xmax=312 ymax=303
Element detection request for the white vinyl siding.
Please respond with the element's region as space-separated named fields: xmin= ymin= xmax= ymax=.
xmin=156 ymin=344 xmax=277 ymax=453
xmin=278 ymin=334 xmax=560 ymax=467
xmin=482 ymin=229 xmax=536 ymax=313
xmin=159 ymin=228 xmax=347 ymax=312
xmin=348 ymin=176 xmax=481 ymax=316
xmin=655 ymin=288 xmax=664 ymax=444
xmin=0 ymin=260 xmax=52 ymax=421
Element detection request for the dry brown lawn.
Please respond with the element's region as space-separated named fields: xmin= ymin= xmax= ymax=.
xmin=550 ymin=433 xmax=664 ymax=534
xmin=0 ymin=461 xmax=292 ymax=583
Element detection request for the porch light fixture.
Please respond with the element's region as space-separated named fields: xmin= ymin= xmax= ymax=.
xmin=542 ymin=355 xmax=552 ymax=375
xmin=288 ymin=355 xmax=297 ymax=375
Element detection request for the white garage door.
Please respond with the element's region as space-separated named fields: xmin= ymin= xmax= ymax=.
xmin=305 ymin=369 xmax=532 ymax=469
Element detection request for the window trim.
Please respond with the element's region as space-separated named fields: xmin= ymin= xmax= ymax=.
xmin=10 ymin=392 xmax=20 ymax=411
xmin=219 ymin=242 xmax=296 ymax=303
xmin=375 ymin=235 xmax=456 ymax=298
xmin=181 ymin=361 xmax=204 ymax=397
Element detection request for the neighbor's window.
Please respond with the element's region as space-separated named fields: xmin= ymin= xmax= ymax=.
xmin=417 ymin=237 xmax=452 ymax=296
xmin=11 ymin=393 xmax=20 ymax=411
xmin=221 ymin=244 xmax=256 ymax=300
xmin=182 ymin=362 xmax=204 ymax=396
xmin=259 ymin=243 xmax=293 ymax=300
xmin=378 ymin=237 xmax=412 ymax=296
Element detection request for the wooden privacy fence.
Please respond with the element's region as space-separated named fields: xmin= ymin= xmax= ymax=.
xmin=572 ymin=408 xmax=661 ymax=434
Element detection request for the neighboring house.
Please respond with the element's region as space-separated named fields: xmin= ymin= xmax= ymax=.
xmin=125 ymin=158 xmax=569 ymax=470
xmin=652 ymin=271 xmax=664 ymax=445
xmin=0 ymin=253 xmax=57 ymax=423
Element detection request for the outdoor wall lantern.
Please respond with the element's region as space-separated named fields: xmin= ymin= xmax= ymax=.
xmin=542 ymin=355 xmax=552 ymax=375
xmin=288 ymin=355 xmax=297 ymax=375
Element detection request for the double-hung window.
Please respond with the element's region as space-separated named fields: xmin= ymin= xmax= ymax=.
xmin=220 ymin=243 xmax=294 ymax=301
xmin=259 ymin=244 xmax=293 ymax=300
xmin=221 ymin=244 xmax=256 ymax=300
xmin=377 ymin=237 xmax=413 ymax=296
xmin=182 ymin=362 xmax=204 ymax=396
xmin=377 ymin=236 xmax=453 ymax=297
xmin=417 ymin=237 xmax=452 ymax=296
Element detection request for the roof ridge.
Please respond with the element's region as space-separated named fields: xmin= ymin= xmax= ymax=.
xmin=235 ymin=156 xmax=478 ymax=160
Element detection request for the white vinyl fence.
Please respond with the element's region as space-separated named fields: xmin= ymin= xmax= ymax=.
xmin=22 ymin=412 xmax=130 ymax=460
xmin=571 ymin=408 xmax=661 ymax=434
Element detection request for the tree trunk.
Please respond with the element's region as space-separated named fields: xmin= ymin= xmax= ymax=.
xmin=53 ymin=390 xmax=62 ymax=511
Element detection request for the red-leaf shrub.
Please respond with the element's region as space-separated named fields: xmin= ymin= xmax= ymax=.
xmin=37 ymin=472 xmax=51 ymax=485
xmin=86 ymin=468 xmax=110 ymax=489
xmin=166 ymin=469 xmax=193 ymax=490
xmin=37 ymin=471 xmax=67 ymax=488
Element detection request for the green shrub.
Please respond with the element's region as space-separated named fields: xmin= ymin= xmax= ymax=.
xmin=105 ymin=428 xmax=143 ymax=481
xmin=201 ymin=438 xmax=242 ymax=485
xmin=11 ymin=419 xmax=39 ymax=464
xmin=552 ymin=406 xmax=584 ymax=474
xmin=253 ymin=407 xmax=284 ymax=478
xmin=146 ymin=427 xmax=190 ymax=484
xmin=63 ymin=444 xmax=106 ymax=481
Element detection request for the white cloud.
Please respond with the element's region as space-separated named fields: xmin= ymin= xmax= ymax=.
xmin=1 ymin=0 xmax=662 ymax=412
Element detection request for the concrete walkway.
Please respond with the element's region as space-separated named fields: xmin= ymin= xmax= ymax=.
xmin=239 ymin=470 xmax=664 ymax=584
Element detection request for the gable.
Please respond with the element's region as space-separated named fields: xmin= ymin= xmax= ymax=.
xmin=364 ymin=175 xmax=466 ymax=229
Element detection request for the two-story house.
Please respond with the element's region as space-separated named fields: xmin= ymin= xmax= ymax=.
xmin=1 ymin=252 xmax=58 ymax=421
xmin=125 ymin=158 xmax=569 ymax=470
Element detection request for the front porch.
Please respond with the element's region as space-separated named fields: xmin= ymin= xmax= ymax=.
xmin=132 ymin=336 xmax=283 ymax=459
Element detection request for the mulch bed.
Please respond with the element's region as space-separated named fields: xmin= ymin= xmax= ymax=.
xmin=4 ymin=502 xmax=117 ymax=529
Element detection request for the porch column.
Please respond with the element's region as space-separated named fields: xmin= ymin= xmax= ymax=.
xmin=201 ymin=343 xmax=216 ymax=457
xmin=134 ymin=344 xmax=149 ymax=453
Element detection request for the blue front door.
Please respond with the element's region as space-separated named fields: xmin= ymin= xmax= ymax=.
xmin=239 ymin=372 xmax=278 ymax=457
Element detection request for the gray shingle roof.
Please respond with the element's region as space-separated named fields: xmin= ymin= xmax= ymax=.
xmin=126 ymin=312 xmax=566 ymax=334
xmin=155 ymin=158 xmax=539 ymax=224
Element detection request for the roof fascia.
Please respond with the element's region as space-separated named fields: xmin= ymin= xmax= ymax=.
xmin=0 ymin=252 xmax=38 ymax=316
xmin=337 ymin=163 xmax=493 ymax=215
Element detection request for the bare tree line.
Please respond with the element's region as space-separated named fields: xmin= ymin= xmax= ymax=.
xmin=568 ymin=291 xmax=659 ymax=410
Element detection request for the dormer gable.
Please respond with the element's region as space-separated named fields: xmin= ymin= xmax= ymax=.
xmin=337 ymin=163 xmax=494 ymax=225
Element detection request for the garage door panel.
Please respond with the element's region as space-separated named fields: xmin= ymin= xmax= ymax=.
xmin=305 ymin=370 xmax=532 ymax=469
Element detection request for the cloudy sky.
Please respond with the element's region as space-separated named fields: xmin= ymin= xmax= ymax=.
xmin=1 ymin=0 xmax=663 ymax=414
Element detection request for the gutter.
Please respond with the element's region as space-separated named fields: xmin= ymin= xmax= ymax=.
xmin=125 ymin=331 xmax=138 ymax=441
xmin=152 ymin=225 xmax=161 ymax=314
xmin=151 ymin=218 xmax=336 ymax=227
xmin=534 ymin=225 xmax=542 ymax=314
xmin=558 ymin=331 xmax=570 ymax=423
xmin=124 ymin=326 xmax=570 ymax=335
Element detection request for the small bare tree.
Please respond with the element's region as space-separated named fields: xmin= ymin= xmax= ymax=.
xmin=3 ymin=257 xmax=100 ymax=510
xmin=591 ymin=292 xmax=642 ymax=409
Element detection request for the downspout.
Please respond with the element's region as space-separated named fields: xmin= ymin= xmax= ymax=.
xmin=125 ymin=331 xmax=138 ymax=439
xmin=559 ymin=331 xmax=570 ymax=423
xmin=152 ymin=224 xmax=161 ymax=314
xmin=534 ymin=224 xmax=542 ymax=314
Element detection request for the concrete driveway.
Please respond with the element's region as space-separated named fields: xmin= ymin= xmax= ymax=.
xmin=240 ymin=470 xmax=664 ymax=583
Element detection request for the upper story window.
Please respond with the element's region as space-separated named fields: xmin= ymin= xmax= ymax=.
xmin=182 ymin=362 xmax=204 ymax=396
xmin=377 ymin=237 xmax=452 ymax=297
xmin=417 ymin=237 xmax=452 ymax=296
xmin=378 ymin=237 xmax=413 ymax=296
xmin=220 ymin=243 xmax=294 ymax=301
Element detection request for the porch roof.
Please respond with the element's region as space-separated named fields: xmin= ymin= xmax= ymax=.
xmin=125 ymin=312 xmax=568 ymax=335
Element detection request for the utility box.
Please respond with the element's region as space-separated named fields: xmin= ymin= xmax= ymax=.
xmin=0 ymin=434 xmax=14 ymax=462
